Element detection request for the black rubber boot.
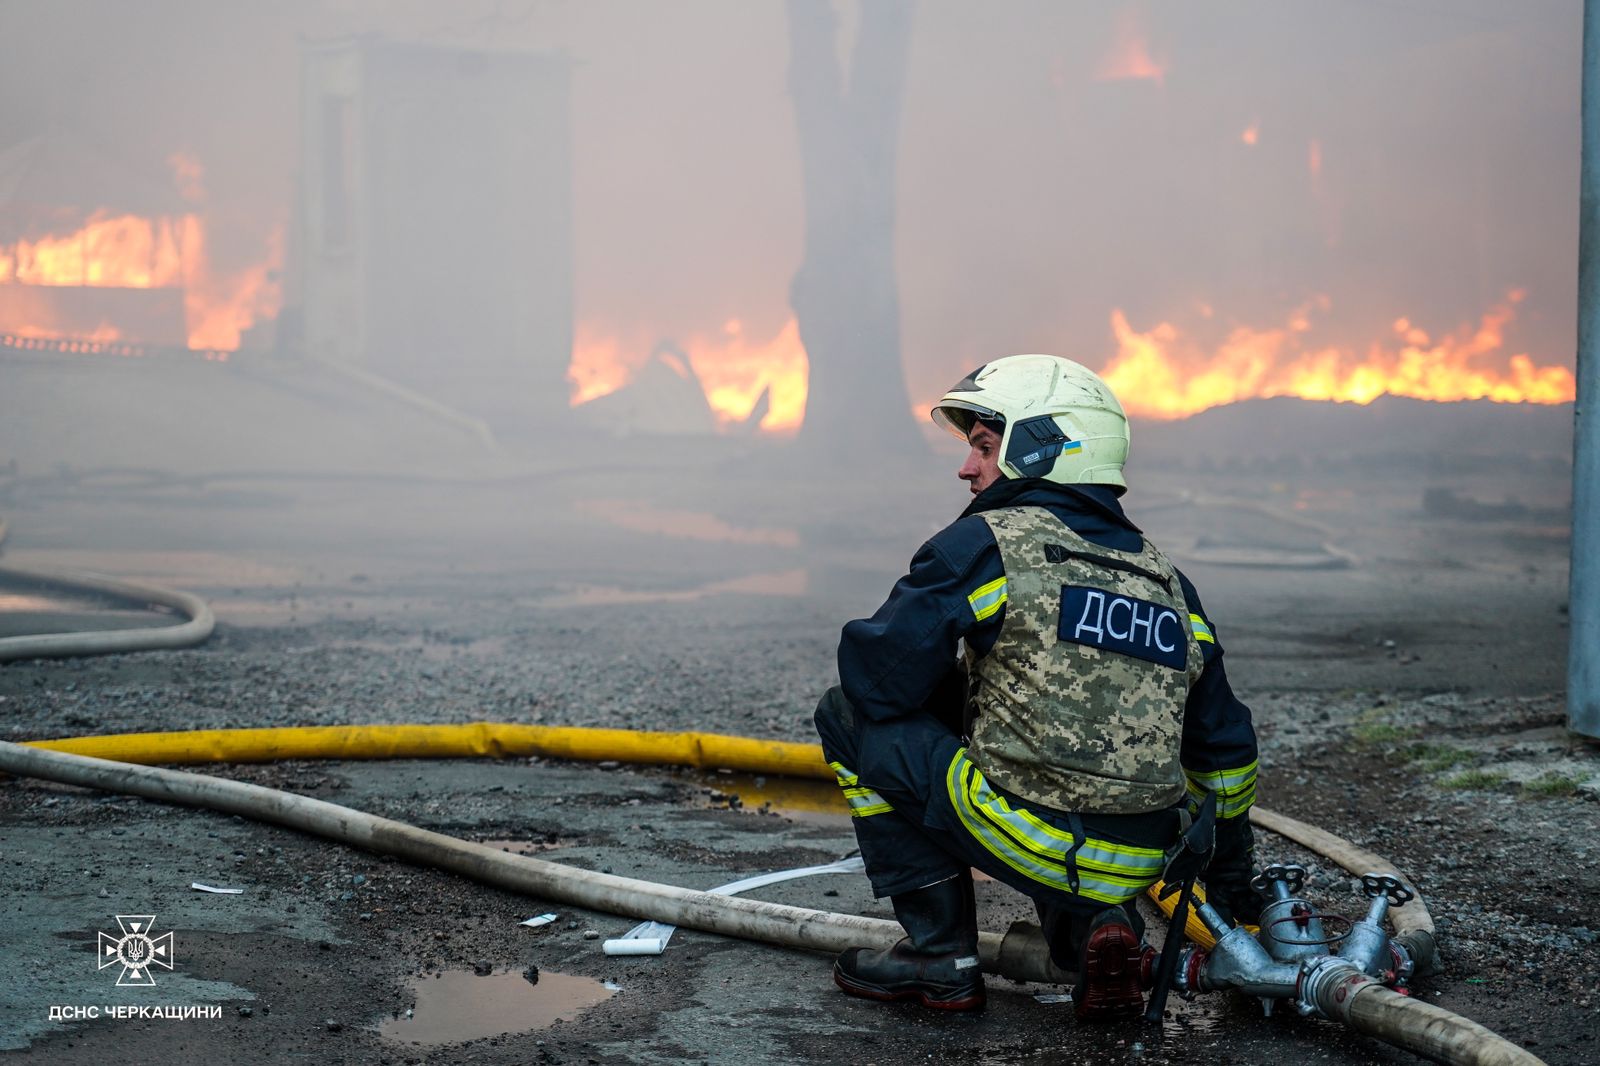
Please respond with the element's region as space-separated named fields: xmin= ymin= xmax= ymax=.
xmin=833 ymin=874 xmax=986 ymax=1011
xmin=1074 ymin=905 xmax=1156 ymax=1021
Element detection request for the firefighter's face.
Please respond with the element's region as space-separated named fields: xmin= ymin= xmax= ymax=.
xmin=959 ymin=422 xmax=1003 ymax=496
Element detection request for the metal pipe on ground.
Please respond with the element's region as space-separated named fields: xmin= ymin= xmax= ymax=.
xmin=1572 ymin=0 xmax=1600 ymax=741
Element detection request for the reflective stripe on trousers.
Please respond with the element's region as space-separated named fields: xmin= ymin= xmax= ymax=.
xmin=830 ymin=760 xmax=894 ymax=818
xmin=945 ymin=748 xmax=1166 ymax=904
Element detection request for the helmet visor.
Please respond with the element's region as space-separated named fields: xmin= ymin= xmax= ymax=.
xmin=931 ymin=399 xmax=1001 ymax=441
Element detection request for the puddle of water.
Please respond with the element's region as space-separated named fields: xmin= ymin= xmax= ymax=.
xmin=541 ymin=568 xmax=807 ymax=609
xmin=378 ymin=967 xmax=613 ymax=1047
xmin=577 ymin=499 xmax=800 ymax=548
xmin=1160 ymin=999 xmax=1227 ymax=1037
xmin=689 ymin=770 xmax=849 ymax=824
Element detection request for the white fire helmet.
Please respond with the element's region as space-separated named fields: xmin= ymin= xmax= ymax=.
xmin=930 ymin=354 xmax=1131 ymax=490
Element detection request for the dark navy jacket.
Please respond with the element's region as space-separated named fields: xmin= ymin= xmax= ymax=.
xmin=837 ymin=477 xmax=1259 ymax=817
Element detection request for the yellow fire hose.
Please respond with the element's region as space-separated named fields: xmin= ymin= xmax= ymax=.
xmin=23 ymin=722 xmax=826 ymax=779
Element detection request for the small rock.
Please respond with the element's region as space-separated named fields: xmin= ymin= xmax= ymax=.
xmin=238 ymin=1006 xmax=253 ymax=1017
xmin=324 ymin=1019 xmax=342 ymax=1032
xmin=523 ymin=965 xmax=540 ymax=986
xmin=473 ymin=961 xmax=493 ymax=976
xmin=582 ymin=929 xmax=601 ymax=940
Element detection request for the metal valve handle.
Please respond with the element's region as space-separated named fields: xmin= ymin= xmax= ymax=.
xmin=1251 ymin=863 xmax=1307 ymax=896
xmin=1360 ymin=873 xmax=1413 ymax=907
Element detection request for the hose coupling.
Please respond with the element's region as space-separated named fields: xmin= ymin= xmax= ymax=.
xmin=1172 ymin=946 xmax=1207 ymax=999
xmin=1296 ymin=956 xmax=1369 ymax=1022
xmin=1195 ymin=923 xmax=1302 ymax=999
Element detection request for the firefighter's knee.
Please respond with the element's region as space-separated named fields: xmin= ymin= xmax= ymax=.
xmin=813 ymin=685 xmax=858 ymax=751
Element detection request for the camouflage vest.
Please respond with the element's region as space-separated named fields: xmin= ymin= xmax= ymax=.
xmin=966 ymin=506 xmax=1203 ymax=815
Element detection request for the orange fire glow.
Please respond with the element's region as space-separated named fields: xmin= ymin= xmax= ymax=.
xmin=0 ymin=212 xmax=185 ymax=289
xmin=569 ymin=317 xmax=810 ymax=433
xmin=1098 ymin=291 xmax=1575 ymax=420
xmin=1241 ymin=121 xmax=1260 ymax=146
xmin=1097 ymin=12 xmax=1165 ymax=87
xmin=178 ymin=215 xmax=284 ymax=351
xmin=11 ymin=322 xmax=121 ymax=343
xmin=0 ymin=155 xmax=282 ymax=352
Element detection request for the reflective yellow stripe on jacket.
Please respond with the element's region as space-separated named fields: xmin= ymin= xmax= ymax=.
xmin=830 ymin=761 xmax=894 ymax=818
xmin=1189 ymin=613 xmax=1215 ymax=644
xmin=1184 ymin=759 xmax=1257 ymax=819
xmin=967 ymin=577 xmax=1008 ymax=621
xmin=945 ymin=748 xmax=1166 ymax=904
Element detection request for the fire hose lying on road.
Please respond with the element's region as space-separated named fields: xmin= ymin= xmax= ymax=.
xmin=0 ymin=564 xmax=214 ymax=662
xmin=0 ymin=727 xmax=1539 ymax=1066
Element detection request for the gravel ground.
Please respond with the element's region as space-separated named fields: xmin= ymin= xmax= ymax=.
xmin=1 ymin=455 xmax=1597 ymax=1063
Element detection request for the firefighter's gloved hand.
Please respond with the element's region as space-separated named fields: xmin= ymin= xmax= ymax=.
xmin=1202 ymin=817 xmax=1262 ymax=926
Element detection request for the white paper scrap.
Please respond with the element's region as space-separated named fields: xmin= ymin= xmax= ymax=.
xmin=520 ymin=913 xmax=558 ymax=928
xmin=613 ymin=854 xmax=865 ymax=954
xmin=190 ymin=882 xmax=244 ymax=894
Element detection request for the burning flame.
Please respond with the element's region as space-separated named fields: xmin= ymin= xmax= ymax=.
xmin=0 ymin=212 xmax=184 ymax=289
xmin=1098 ymin=291 xmax=1576 ymax=420
xmin=11 ymin=322 xmax=121 ymax=343
xmin=178 ymin=215 xmax=284 ymax=351
xmin=0 ymin=154 xmax=282 ymax=352
xmin=1096 ymin=11 xmax=1165 ymax=87
xmin=570 ymin=317 xmax=809 ymax=433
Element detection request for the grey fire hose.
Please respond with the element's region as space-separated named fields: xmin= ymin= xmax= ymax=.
xmin=0 ymin=565 xmax=214 ymax=662
xmin=0 ymin=740 xmax=1541 ymax=1065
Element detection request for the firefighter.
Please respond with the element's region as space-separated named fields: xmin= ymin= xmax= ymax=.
xmin=815 ymin=354 xmax=1261 ymax=1019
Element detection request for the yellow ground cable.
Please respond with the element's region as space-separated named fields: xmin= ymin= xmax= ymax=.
xmin=23 ymin=723 xmax=833 ymax=780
